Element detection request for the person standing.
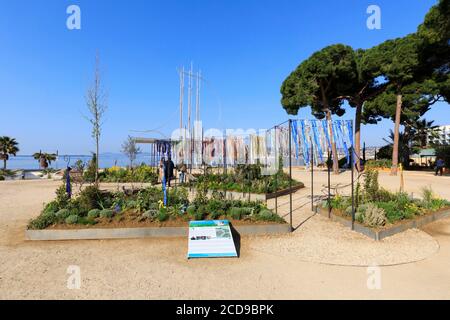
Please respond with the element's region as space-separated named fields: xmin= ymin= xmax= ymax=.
xmin=159 ymin=158 xmax=165 ymax=184
xmin=435 ymin=157 xmax=445 ymax=176
xmin=179 ymin=162 xmax=187 ymax=184
xmin=164 ymin=156 xmax=175 ymax=187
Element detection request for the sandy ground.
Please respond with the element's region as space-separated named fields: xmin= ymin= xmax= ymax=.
xmin=0 ymin=170 xmax=450 ymax=299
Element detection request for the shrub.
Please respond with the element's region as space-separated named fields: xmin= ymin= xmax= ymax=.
xmin=77 ymin=185 xmax=101 ymax=213
xmin=43 ymin=201 xmax=59 ymax=214
xmin=186 ymin=205 xmax=196 ymax=217
xmin=55 ymin=208 xmax=71 ymax=220
xmin=229 ymin=207 xmax=243 ymax=220
xmin=364 ymin=159 xmax=392 ymax=169
xmin=65 ymin=214 xmax=79 ymax=225
xmin=99 ymin=209 xmax=114 ymax=218
xmin=28 ymin=212 xmax=57 ymax=230
xmin=362 ymin=204 xmax=386 ymax=227
xmin=257 ymin=209 xmax=284 ymax=222
xmin=55 ymin=184 xmax=70 ymax=209
xmin=157 ymin=208 xmax=169 ymax=222
xmin=87 ymin=209 xmax=101 ymax=219
xmin=142 ymin=210 xmax=158 ymax=220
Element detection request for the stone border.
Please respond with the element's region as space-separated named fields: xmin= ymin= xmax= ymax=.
xmin=25 ymin=223 xmax=291 ymax=241
xmin=317 ymin=207 xmax=450 ymax=241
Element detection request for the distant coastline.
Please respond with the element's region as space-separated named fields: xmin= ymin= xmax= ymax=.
xmin=6 ymin=153 xmax=153 ymax=170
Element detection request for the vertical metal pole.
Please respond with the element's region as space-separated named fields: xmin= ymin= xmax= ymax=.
xmin=223 ymin=135 xmax=227 ymax=175
xmin=288 ymin=120 xmax=293 ymax=231
xmin=179 ymin=67 xmax=184 ymax=132
xmin=328 ymin=149 xmax=331 ymax=218
xmin=274 ymin=126 xmax=278 ymax=215
xmin=351 ymin=146 xmax=355 ymax=230
xmin=311 ymin=139 xmax=314 ymax=212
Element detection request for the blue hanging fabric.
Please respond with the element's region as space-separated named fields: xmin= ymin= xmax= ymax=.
xmin=336 ymin=121 xmax=350 ymax=165
xmin=299 ymin=120 xmax=310 ymax=167
xmin=311 ymin=120 xmax=324 ymax=163
xmin=321 ymin=120 xmax=332 ymax=151
xmin=291 ymin=120 xmax=299 ymax=159
xmin=345 ymin=120 xmax=357 ymax=165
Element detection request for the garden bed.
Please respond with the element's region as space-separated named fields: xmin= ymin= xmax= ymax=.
xmin=318 ymin=169 xmax=450 ymax=240
xmin=317 ymin=206 xmax=450 ymax=241
xmin=190 ymin=183 xmax=304 ymax=202
xmin=188 ymin=163 xmax=304 ymax=199
xmin=27 ymin=183 xmax=287 ymax=237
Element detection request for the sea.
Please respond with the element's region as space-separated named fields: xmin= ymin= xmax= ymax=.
xmin=5 ymin=153 xmax=155 ymax=170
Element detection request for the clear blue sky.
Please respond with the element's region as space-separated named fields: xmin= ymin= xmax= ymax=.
xmin=1 ymin=0 xmax=448 ymax=154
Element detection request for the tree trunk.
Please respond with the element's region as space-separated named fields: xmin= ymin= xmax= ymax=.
xmin=326 ymin=110 xmax=339 ymax=174
xmin=354 ymin=102 xmax=363 ymax=172
xmin=95 ymin=135 xmax=99 ymax=186
xmin=3 ymin=159 xmax=6 ymax=170
xmin=391 ymin=93 xmax=402 ymax=176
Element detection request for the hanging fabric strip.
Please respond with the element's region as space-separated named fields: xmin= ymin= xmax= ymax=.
xmin=299 ymin=120 xmax=310 ymax=167
xmin=291 ymin=120 xmax=299 ymax=159
xmin=311 ymin=120 xmax=324 ymax=163
xmin=321 ymin=120 xmax=332 ymax=151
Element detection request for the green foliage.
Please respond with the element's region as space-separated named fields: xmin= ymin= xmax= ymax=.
xmin=76 ymin=185 xmax=102 ymax=214
xmin=191 ymin=164 xmax=302 ymax=195
xmin=87 ymin=208 xmax=101 ymax=219
xmin=55 ymin=184 xmax=70 ymax=209
xmin=99 ymin=209 xmax=114 ymax=218
xmin=365 ymin=159 xmax=392 ymax=169
xmin=157 ymin=208 xmax=169 ymax=222
xmin=54 ymin=209 xmax=73 ymax=224
xmin=65 ymin=214 xmax=79 ymax=225
xmin=229 ymin=207 xmax=243 ymax=220
xmin=256 ymin=209 xmax=285 ymax=223
xmin=359 ymin=203 xmax=386 ymax=227
xmin=28 ymin=211 xmax=57 ymax=230
xmin=100 ymin=164 xmax=158 ymax=184
xmin=43 ymin=201 xmax=59 ymax=214
xmin=84 ymin=153 xmax=97 ymax=183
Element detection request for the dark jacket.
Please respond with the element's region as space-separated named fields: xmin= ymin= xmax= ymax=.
xmin=164 ymin=159 xmax=175 ymax=178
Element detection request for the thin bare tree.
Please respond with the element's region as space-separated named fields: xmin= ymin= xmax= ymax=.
xmin=122 ymin=135 xmax=142 ymax=169
xmin=85 ymin=53 xmax=107 ymax=185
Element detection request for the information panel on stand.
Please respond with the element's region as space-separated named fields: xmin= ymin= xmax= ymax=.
xmin=187 ymin=220 xmax=238 ymax=259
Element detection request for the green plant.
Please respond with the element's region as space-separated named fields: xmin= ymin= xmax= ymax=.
xmin=361 ymin=204 xmax=386 ymax=227
xmin=142 ymin=210 xmax=158 ymax=220
xmin=65 ymin=214 xmax=79 ymax=224
xmin=157 ymin=208 xmax=169 ymax=222
xmin=55 ymin=208 xmax=71 ymax=221
xmin=256 ymin=209 xmax=284 ymax=223
xmin=43 ymin=201 xmax=59 ymax=214
xmin=421 ymin=186 xmax=434 ymax=204
xmin=99 ymin=209 xmax=114 ymax=218
xmin=77 ymin=185 xmax=102 ymax=213
xmin=87 ymin=209 xmax=101 ymax=219
xmin=55 ymin=184 xmax=70 ymax=209
xmin=229 ymin=207 xmax=243 ymax=220
xmin=28 ymin=212 xmax=57 ymax=230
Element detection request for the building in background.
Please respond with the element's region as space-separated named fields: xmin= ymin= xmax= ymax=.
xmin=428 ymin=125 xmax=450 ymax=145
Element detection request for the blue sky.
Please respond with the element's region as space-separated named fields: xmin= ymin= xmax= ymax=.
xmin=1 ymin=0 xmax=448 ymax=154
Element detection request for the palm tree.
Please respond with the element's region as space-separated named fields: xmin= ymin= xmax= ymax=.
xmin=383 ymin=129 xmax=418 ymax=168
xmin=411 ymin=119 xmax=439 ymax=148
xmin=33 ymin=151 xmax=57 ymax=169
xmin=0 ymin=137 xmax=19 ymax=170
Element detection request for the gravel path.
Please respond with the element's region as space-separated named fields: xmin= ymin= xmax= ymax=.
xmin=0 ymin=171 xmax=449 ymax=299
